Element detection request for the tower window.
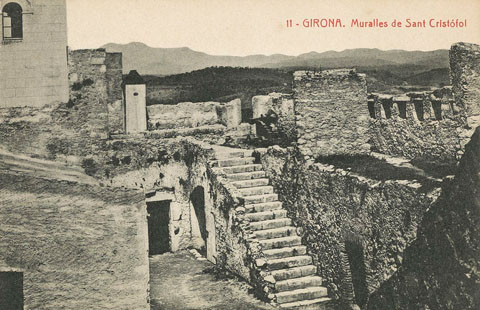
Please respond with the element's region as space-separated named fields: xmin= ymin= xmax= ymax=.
xmin=2 ymin=2 xmax=23 ymax=41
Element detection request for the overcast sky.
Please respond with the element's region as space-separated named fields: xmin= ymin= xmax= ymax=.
xmin=66 ymin=0 xmax=480 ymax=56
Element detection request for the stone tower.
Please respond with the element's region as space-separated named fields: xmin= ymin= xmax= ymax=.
xmin=0 ymin=0 xmax=69 ymax=107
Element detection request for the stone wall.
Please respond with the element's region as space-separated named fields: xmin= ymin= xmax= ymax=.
xmin=0 ymin=171 xmax=150 ymax=309
xmin=68 ymin=48 xmax=124 ymax=137
xmin=147 ymin=99 xmax=242 ymax=130
xmin=450 ymin=42 xmax=480 ymax=156
xmin=257 ymin=147 xmax=439 ymax=306
xmin=368 ymin=90 xmax=465 ymax=163
xmin=251 ymin=93 xmax=296 ymax=146
xmin=105 ymin=52 xmax=124 ymax=133
xmin=366 ymin=126 xmax=480 ymax=310
xmin=0 ymin=0 xmax=69 ymax=107
xmin=293 ymin=69 xmax=370 ymax=159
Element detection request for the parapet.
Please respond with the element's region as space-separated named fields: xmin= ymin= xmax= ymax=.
xmin=368 ymin=88 xmax=457 ymax=122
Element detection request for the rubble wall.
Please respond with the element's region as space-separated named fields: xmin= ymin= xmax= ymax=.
xmin=257 ymin=147 xmax=438 ymax=305
xmin=68 ymin=49 xmax=123 ymax=137
xmin=368 ymin=92 xmax=465 ymax=163
xmin=366 ymin=127 xmax=480 ymax=310
xmin=293 ymin=69 xmax=370 ymax=159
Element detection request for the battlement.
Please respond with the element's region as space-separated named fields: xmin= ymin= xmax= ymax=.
xmin=368 ymin=88 xmax=457 ymax=122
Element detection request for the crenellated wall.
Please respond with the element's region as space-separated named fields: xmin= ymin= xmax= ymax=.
xmin=368 ymin=88 xmax=465 ymax=163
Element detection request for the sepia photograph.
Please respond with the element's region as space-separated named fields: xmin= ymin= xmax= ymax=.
xmin=0 ymin=0 xmax=479 ymax=309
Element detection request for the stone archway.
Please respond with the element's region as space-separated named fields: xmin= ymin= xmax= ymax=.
xmin=190 ymin=186 xmax=207 ymax=255
xmin=190 ymin=186 xmax=216 ymax=262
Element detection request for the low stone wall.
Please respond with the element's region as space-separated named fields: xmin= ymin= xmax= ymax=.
xmin=257 ymin=146 xmax=439 ymax=306
xmin=293 ymin=69 xmax=370 ymax=159
xmin=0 ymin=171 xmax=150 ymax=309
xmin=252 ymin=93 xmax=296 ymax=146
xmin=147 ymin=99 xmax=241 ymax=130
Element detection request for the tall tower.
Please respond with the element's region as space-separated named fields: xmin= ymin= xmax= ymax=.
xmin=0 ymin=0 xmax=69 ymax=107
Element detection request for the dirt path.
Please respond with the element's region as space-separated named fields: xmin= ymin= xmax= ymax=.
xmin=149 ymin=251 xmax=275 ymax=310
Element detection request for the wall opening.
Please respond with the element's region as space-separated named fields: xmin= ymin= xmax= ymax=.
xmin=147 ymin=200 xmax=171 ymax=255
xmin=0 ymin=272 xmax=23 ymax=310
xmin=432 ymin=101 xmax=443 ymax=120
xmin=414 ymin=101 xmax=425 ymax=121
xmin=345 ymin=239 xmax=369 ymax=308
xmin=368 ymin=101 xmax=376 ymax=119
xmin=190 ymin=186 xmax=207 ymax=256
xmin=397 ymin=102 xmax=407 ymax=119
xmin=381 ymin=101 xmax=392 ymax=119
xmin=2 ymin=2 xmax=23 ymax=41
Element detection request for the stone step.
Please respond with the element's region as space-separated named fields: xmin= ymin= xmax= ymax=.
xmin=231 ymin=178 xmax=270 ymax=188
xmin=245 ymin=209 xmax=287 ymax=222
xmin=275 ymin=287 xmax=328 ymax=304
xmin=211 ymin=157 xmax=255 ymax=168
xmin=260 ymin=236 xmax=301 ymax=250
xmin=271 ymin=265 xmax=317 ymax=281
xmin=263 ymin=246 xmax=307 ymax=260
xmin=254 ymin=226 xmax=297 ymax=240
xmin=266 ymin=255 xmax=312 ymax=271
xmin=244 ymin=193 xmax=278 ymax=204
xmin=250 ymin=218 xmax=292 ymax=231
xmin=239 ymin=185 xmax=274 ymax=196
xmin=279 ymin=297 xmax=331 ymax=309
xmin=217 ymin=164 xmax=263 ymax=174
xmin=275 ymin=276 xmax=323 ymax=292
xmin=226 ymin=171 xmax=266 ymax=181
xmin=245 ymin=201 xmax=283 ymax=213
xmin=214 ymin=150 xmax=253 ymax=159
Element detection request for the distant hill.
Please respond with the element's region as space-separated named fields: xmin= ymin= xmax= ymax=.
xmin=102 ymin=42 xmax=449 ymax=76
xmin=145 ymin=67 xmax=292 ymax=114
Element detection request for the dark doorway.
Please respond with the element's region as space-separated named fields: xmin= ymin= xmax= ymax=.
xmin=0 ymin=272 xmax=23 ymax=310
xmin=345 ymin=239 xmax=369 ymax=308
xmin=190 ymin=186 xmax=207 ymax=255
xmin=147 ymin=200 xmax=171 ymax=255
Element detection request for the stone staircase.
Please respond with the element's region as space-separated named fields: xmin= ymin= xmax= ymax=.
xmin=211 ymin=149 xmax=331 ymax=309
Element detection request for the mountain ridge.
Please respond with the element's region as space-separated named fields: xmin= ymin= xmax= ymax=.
xmin=101 ymin=42 xmax=449 ymax=75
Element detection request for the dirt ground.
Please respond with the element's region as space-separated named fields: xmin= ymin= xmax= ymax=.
xmin=149 ymin=251 xmax=275 ymax=310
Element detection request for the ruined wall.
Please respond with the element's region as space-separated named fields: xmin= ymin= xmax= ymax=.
xmin=0 ymin=172 xmax=150 ymax=309
xmin=251 ymin=93 xmax=296 ymax=146
xmin=257 ymin=147 xmax=438 ymax=306
xmin=293 ymin=69 xmax=370 ymax=159
xmin=450 ymin=42 xmax=480 ymax=155
xmin=367 ymin=126 xmax=480 ymax=310
xmin=0 ymin=0 xmax=69 ymax=107
xmin=147 ymin=99 xmax=241 ymax=130
xmin=105 ymin=53 xmax=124 ymax=133
xmin=68 ymin=49 xmax=123 ymax=137
xmin=368 ymin=91 xmax=465 ymax=163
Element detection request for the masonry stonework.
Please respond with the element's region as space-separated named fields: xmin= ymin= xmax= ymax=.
xmin=0 ymin=0 xmax=69 ymax=108
xmin=0 ymin=172 xmax=150 ymax=309
xmin=294 ymin=69 xmax=370 ymax=159
xmin=68 ymin=49 xmax=124 ymax=137
xmin=450 ymin=42 xmax=480 ymax=156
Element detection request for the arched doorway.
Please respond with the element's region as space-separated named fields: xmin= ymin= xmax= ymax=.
xmin=190 ymin=186 xmax=207 ymax=255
